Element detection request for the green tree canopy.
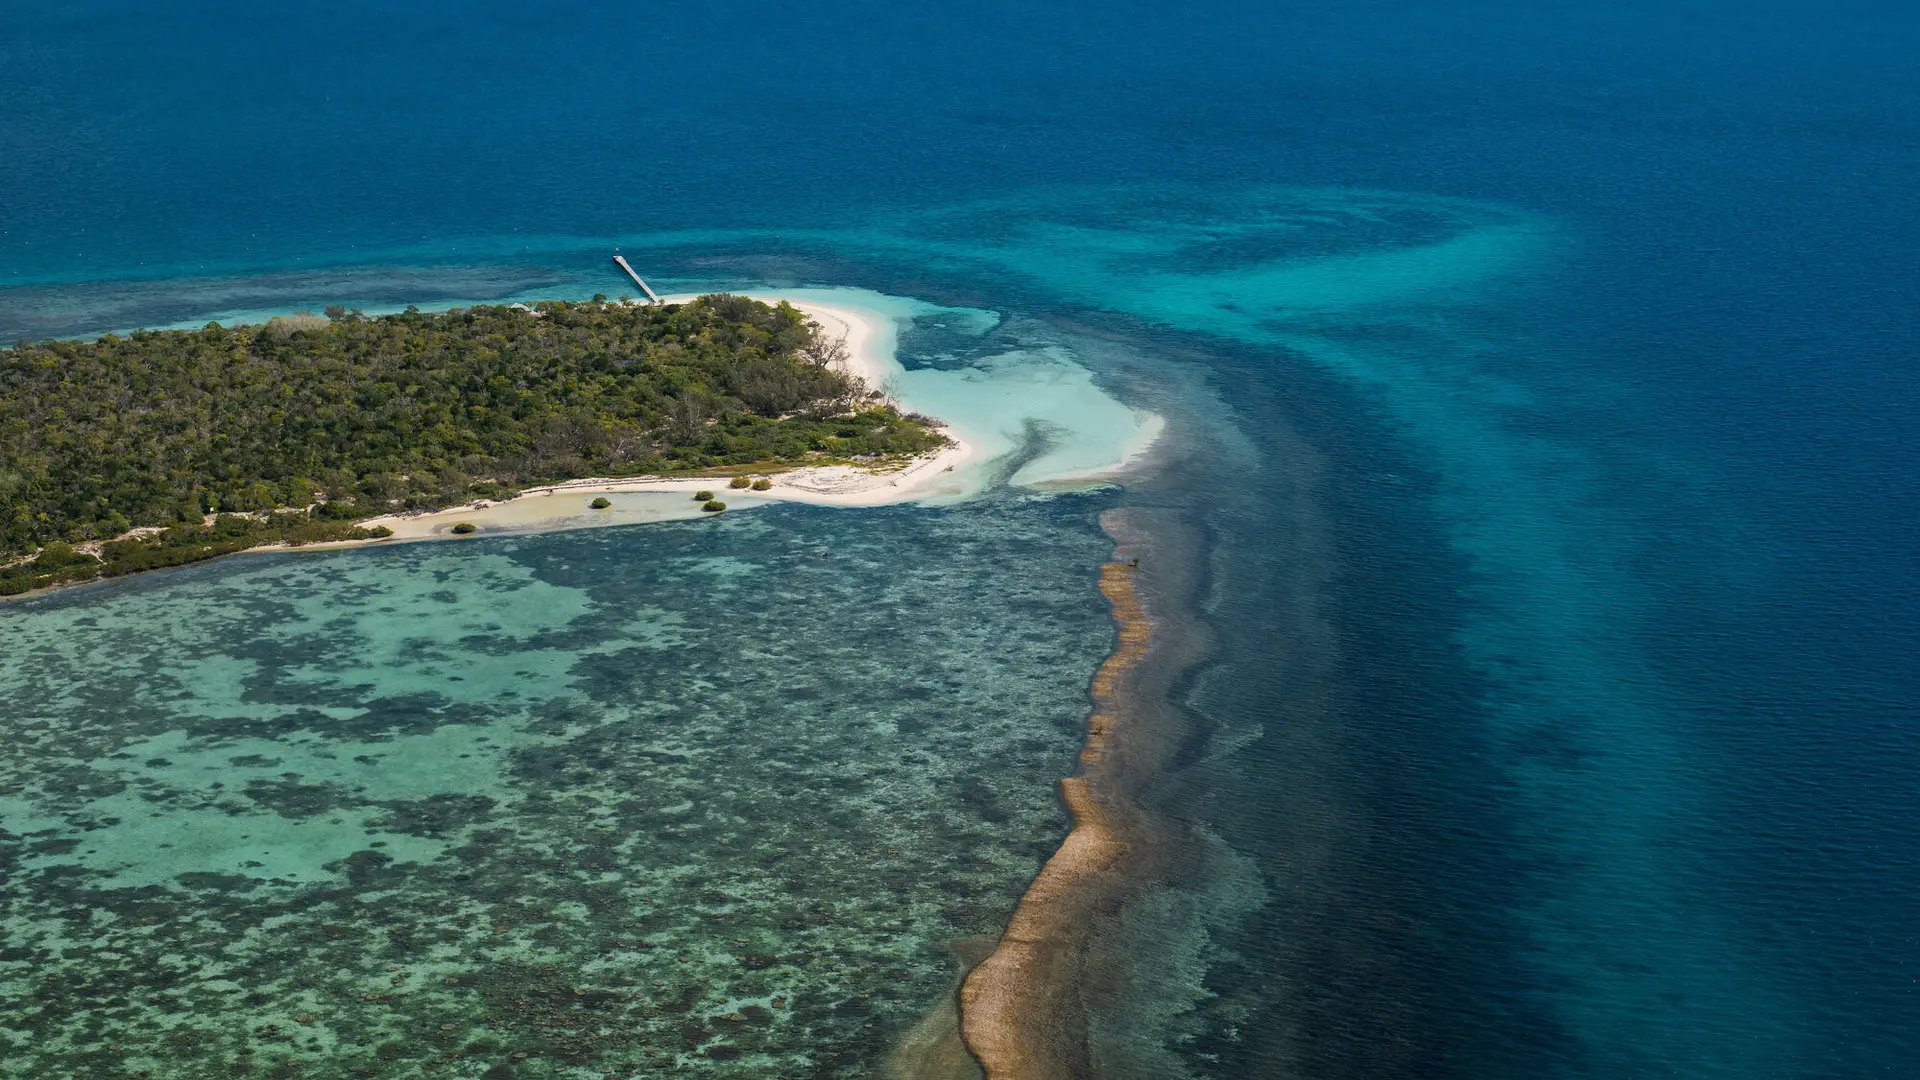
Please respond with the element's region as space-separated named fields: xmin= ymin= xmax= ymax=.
xmin=0 ymin=296 xmax=942 ymax=558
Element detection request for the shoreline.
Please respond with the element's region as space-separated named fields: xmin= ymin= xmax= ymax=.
xmin=2 ymin=290 xmax=1168 ymax=602
xmin=3 ymin=292 xmax=1057 ymax=600
xmin=211 ymin=291 xmax=1166 ymax=549
xmin=266 ymin=296 xmax=988 ymax=550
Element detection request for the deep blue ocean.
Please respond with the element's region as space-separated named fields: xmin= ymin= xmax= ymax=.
xmin=4 ymin=1 xmax=1918 ymax=1077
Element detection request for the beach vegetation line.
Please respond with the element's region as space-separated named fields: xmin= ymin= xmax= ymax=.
xmin=0 ymin=295 xmax=943 ymax=593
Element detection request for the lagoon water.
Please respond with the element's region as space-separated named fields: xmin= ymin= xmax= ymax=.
xmin=5 ymin=2 xmax=1920 ymax=1078
xmin=0 ymin=497 xmax=1114 ymax=1077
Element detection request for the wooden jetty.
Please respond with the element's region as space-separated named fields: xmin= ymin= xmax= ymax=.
xmin=611 ymin=255 xmax=662 ymax=304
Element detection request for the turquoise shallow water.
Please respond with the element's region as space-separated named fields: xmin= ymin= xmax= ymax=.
xmin=7 ymin=2 xmax=1920 ymax=1076
xmin=0 ymin=498 xmax=1113 ymax=1077
xmin=7 ymin=181 xmax=1917 ymax=1079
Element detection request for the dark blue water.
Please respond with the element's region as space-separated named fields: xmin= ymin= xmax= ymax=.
xmin=6 ymin=2 xmax=1918 ymax=1076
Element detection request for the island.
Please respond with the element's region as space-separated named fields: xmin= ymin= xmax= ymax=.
xmin=0 ymin=295 xmax=948 ymax=596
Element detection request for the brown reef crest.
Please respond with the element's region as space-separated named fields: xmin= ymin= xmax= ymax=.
xmin=957 ymin=544 xmax=1155 ymax=1079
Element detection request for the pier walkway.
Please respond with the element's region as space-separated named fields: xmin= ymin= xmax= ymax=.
xmin=611 ymin=255 xmax=663 ymax=304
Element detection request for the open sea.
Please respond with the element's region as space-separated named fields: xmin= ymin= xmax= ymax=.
xmin=4 ymin=2 xmax=1918 ymax=1077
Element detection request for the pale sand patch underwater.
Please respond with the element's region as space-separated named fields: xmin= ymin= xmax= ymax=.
xmin=763 ymin=291 xmax=1164 ymax=499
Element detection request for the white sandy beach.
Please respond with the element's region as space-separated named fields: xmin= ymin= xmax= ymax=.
xmin=306 ymin=289 xmax=1162 ymax=544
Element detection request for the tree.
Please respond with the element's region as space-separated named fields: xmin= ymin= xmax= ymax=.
xmin=801 ymin=330 xmax=851 ymax=370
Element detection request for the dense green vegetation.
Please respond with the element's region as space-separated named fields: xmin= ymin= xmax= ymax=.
xmin=0 ymin=295 xmax=945 ymax=592
xmin=0 ymin=515 xmax=384 ymax=596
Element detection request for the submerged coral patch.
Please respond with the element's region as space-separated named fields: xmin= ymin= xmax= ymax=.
xmin=0 ymin=499 xmax=1114 ymax=1078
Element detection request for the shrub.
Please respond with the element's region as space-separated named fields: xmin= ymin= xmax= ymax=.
xmin=313 ymin=500 xmax=363 ymax=521
xmin=693 ymin=490 xmax=714 ymax=501
xmin=751 ymin=478 xmax=772 ymax=491
xmin=590 ymin=497 xmax=612 ymax=509
xmin=450 ymin=523 xmax=477 ymax=535
xmin=728 ymin=475 xmax=752 ymax=489
xmin=210 ymin=514 xmax=254 ymax=538
xmin=33 ymin=542 xmax=95 ymax=569
xmin=702 ymin=500 xmax=726 ymax=513
xmin=0 ymin=558 xmax=100 ymax=595
xmin=367 ymin=525 xmax=394 ymax=538
xmin=259 ymin=313 xmax=332 ymax=338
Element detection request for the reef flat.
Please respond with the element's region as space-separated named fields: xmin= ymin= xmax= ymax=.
xmin=0 ymin=497 xmax=1116 ymax=1079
